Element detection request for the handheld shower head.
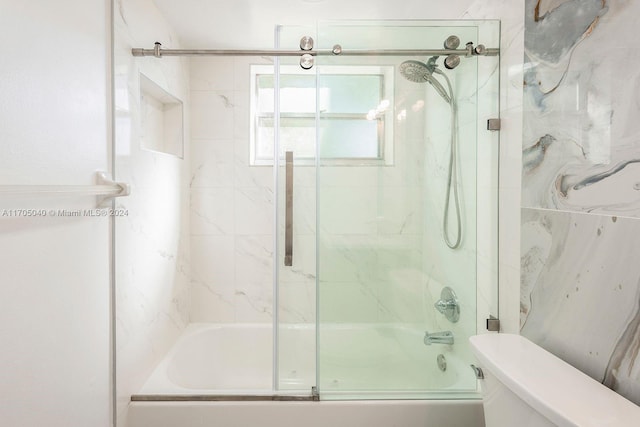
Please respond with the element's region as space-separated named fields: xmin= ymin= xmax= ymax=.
xmin=399 ymin=60 xmax=433 ymax=83
xmin=399 ymin=57 xmax=462 ymax=250
xmin=399 ymin=59 xmax=451 ymax=103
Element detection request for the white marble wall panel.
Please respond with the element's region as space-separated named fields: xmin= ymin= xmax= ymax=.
xmin=114 ymin=1 xmax=191 ymax=425
xmin=190 ymin=141 xmax=235 ymax=188
xmin=320 ymin=281 xmax=380 ymax=323
xmin=377 ymin=186 xmax=423 ymax=235
xmin=191 ymin=236 xmax=235 ymax=285
xmin=234 ymin=187 xmax=274 ymax=235
xmin=278 ymin=234 xmax=316 ymax=284
xmin=521 ymin=0 xmax=640 ymax=406
xmin=190 ymin=235 xmax=235 ymax=323
xmin=236 ymin=235 xmax=273 ymax=284
xmin=279 ymin=281 xmax=317 ymax=324
xmin=189 ymin=56 xmax=276 ymax=323
xmin=190 ymin=91 xmax=235 ymax=140
xmin=319 ymin=186 xmax=379 ymax=236
xmin=190 ymin=188 xmax=235 ymax=235
xmin=235 ymin=146 xmax=274 ymax=188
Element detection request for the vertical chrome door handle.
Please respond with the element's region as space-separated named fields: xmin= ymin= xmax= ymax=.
xmin=284 ymin=151 xmax=293 ymax=266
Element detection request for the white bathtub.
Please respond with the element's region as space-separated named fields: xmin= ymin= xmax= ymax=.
xmin=129 ymin=323 xmax=484 ymax=427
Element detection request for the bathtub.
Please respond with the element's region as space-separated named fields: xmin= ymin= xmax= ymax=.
xmin=129 ymin=323 xmax=484 ymax=427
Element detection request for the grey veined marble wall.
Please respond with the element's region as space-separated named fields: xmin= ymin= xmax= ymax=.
xmin=521 ymin=0 xmax=640 ymax=404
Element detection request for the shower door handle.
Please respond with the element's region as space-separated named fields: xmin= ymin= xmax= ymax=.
xmin=284 ymin=151 xmax=293 ymax=266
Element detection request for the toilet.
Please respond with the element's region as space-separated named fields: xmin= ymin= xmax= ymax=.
xmin=469 ymin=334 xmax=640 ymax=427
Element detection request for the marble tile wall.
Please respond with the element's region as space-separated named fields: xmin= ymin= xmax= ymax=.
xmin=186 ymin=33 xmax=498 ymax=360
xmin=521 ymin=0 xmax=640 ymax=405
xmin=188 ymin=56 xmax=277 ymax=323
xmin=188 ymin=11 xmax=517 ymax=338
xmin=190 ymin=58 xmax=443 ymax=327
xmin=114 ymin=0 xmax=191 ymax=425
xmin=189 ymin=52 xmax=486 ymax=329
xmin=188 ymin=52 xmax=429 ymax=325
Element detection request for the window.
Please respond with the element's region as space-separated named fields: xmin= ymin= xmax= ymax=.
xmin=250 ymin=65 xmax=394 ymax=165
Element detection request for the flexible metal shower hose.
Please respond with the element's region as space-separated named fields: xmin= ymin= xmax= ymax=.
xmin=434 ymin=69 xmax=462 ymax=250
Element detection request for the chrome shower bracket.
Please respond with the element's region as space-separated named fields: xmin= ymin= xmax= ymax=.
xmin=463 ymin=41 xmax=491 ymax=57
xmin=434 ymin=286 xmax=460 ymax=323
xmin=299 ymin=36 xmax=315 ymax=69
xmin=444 ymin=35 xmax=461 ymax=69
xmin=299 ymin=53 xmax=314 ymax=70
xmin=299 ymin=36 xmax=314 ymax=51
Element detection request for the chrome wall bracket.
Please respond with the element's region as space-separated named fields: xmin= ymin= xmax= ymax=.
xmin=487 ymin=118 xmax=501 ymax=131
xmin=486 ymin=315 xmax=500 ymax=332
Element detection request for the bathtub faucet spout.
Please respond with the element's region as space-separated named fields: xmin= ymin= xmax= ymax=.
xmin=424 ymin=331 xmax=454 ymax=345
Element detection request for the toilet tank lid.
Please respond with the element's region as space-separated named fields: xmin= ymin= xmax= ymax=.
xmin=469 ymin=334 xmax=640 ymax=427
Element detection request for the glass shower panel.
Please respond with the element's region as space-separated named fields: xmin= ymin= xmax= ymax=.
xmin=315 ymin=21 xmax=499 ymax=399
xmin=274 ymin=25 xmax=318 ymax=393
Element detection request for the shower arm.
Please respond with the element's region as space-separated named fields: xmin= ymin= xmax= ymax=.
xmin=131 ymin=42 xmax=499 ymax=58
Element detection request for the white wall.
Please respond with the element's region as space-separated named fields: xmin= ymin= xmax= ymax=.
xmin=0 ymin=1 xmax=112 ymax=427
xmin=153 ymin=0 xmax=486 ymax=48
xmin=113 ymin=0 xmax=191 ymax=425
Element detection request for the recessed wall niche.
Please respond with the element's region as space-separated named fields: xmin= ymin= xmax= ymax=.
xmin=139 ymin=73 xmax=184 ymax=158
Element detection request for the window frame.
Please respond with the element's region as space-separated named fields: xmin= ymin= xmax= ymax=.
xmin=249 ymin=64 xmax=394 ymax=166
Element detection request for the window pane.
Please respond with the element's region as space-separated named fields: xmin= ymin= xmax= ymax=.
xmin=255 ymin=117 xmax=275 ymax=161
xmin=319 ymin=119 xmax=380 ymax=158
xmin=258 ymin=74 xmax=317 ymax=113
xmin=251 ymin=66 xmax=392 ymax=165
xmin=256 ymin=117 xmax=316 ymax=160
xmin=279 ymin=117 xmax=316 ymax=157
xmin=256 ymin=75 xmax=274 ymax=113
xmin=280 ymin=87 xmax=316 ymax=113
xmin=319 ymin=75 xmax=383 ymax=114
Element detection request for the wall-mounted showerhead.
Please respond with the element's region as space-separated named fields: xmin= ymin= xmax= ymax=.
xmin=399 ymin=59 xmax=451 ymax=104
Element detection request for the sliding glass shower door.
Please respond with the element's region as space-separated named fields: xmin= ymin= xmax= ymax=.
xmin=272 ymin=20 xmax=499 ymax=398
xmin=272 ymin=25 xmax=320 ymax=393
